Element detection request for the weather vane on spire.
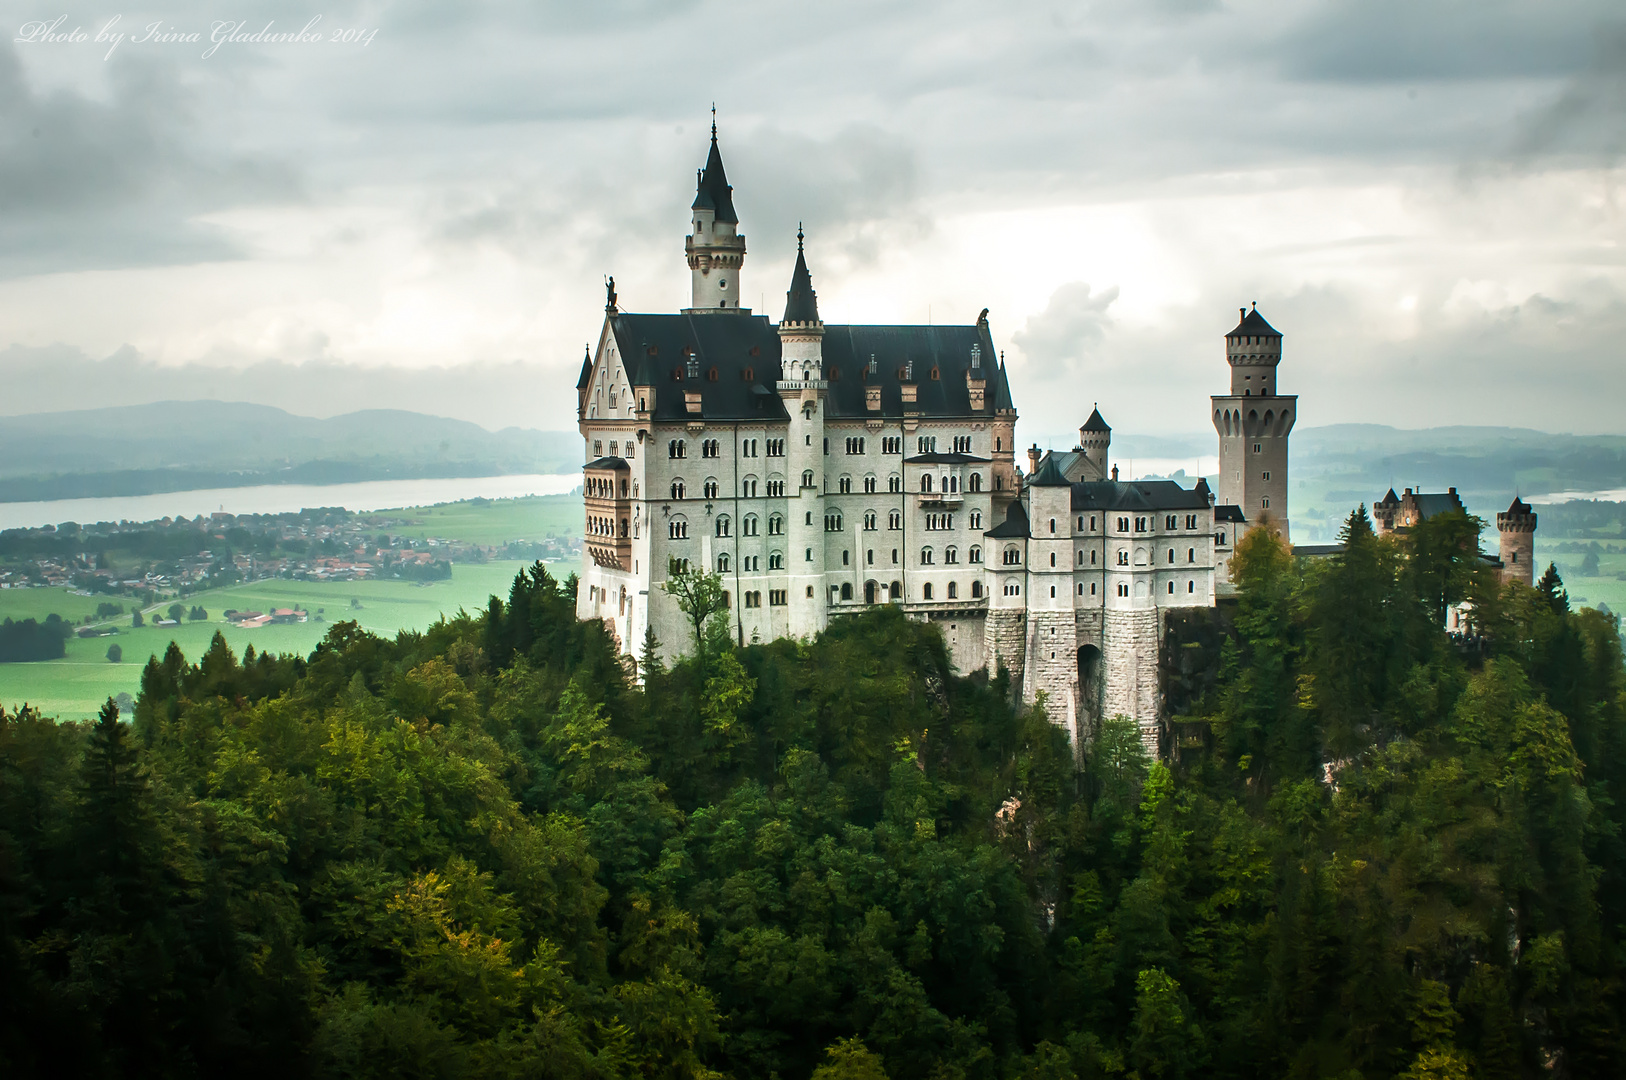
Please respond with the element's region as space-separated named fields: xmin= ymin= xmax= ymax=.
xmin=797 ymin=222 xmax=804 ymax=250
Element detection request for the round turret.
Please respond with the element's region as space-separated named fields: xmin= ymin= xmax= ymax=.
xmin=1497 ymin=497 xmax=1538 ymax=587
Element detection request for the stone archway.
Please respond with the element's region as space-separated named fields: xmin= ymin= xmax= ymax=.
xmin=1077 ymin=644 xmax=1103 ymax=729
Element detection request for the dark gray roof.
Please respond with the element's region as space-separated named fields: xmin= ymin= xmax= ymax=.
xmin=1410 ymin=492 xmax=1465 ymax=520
xmin=690 ymin=135 xmax=738 ymax=224
xmin=609 ymin=312 xmax=1012 ymax=423
xmin=1070 ymin=479 xmax=1212 ymax=513
xmin=576 ymin=347 xmax=593 ymax=390
xmin=985 ymin=499 xmax=1030 ymax=538
xmin=1379 ymin=488 xmax=1400 ymax=506
xmin=1081 ymin=407 xmax=1110 ymax=433
xmin=1294 ymin=544 xmax=1345 ymax=558
xmin=1030 ymin=455 xmax=1071 ymax=487
xmin=1506 ymin=497 xmax=1534 ymax=515
xmin=583 ymin=456 xmax=629 ymax=471
xmin=1227 ymin=307 xmax=1280 ymax=338
xmin=1215 ymin=504 xmax=1247 ymax=524
xmin=904 ymin=452 xmax=991 ymax=465
xmin=783 ymin=234 xmax=819 ymax=324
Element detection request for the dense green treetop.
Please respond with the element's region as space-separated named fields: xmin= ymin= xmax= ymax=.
xmin=1 ymin=524 xmax=1623 ymax=1079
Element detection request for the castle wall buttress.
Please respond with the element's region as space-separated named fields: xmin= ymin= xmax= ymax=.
xmin=1024 ymin=609 xmax=1081 ymax=747
xmin=1102 ymin=607 xmax=1163 ymax=754
xmin=985 ymin=609 xmax=1027 ymax=687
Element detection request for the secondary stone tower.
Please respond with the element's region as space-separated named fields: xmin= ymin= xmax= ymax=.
xmin=684 ymin=112 xmax=748 ymax=314
xmin=1497 ymin=497 xmax=1537 ymax=587
xmin=1212 ymin=304 xmax=1296 ymax=541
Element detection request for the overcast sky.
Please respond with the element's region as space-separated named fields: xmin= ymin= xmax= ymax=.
xmin=1 ymin=0 xmax=1622 ymax=447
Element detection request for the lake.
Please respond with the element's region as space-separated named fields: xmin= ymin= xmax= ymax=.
xmin=0 ymin=474 xmax=581 ymax=532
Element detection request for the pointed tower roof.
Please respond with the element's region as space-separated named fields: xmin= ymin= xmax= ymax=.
xmin=1507 ymin=496 xmax=1533 ymax=515
xmin=690 ymin=115 xmax=739 ymax=224
xmin=782 ymin=226 xmax=820 ymax=324
xmin=576 ymin=345 xmax=593 ymax=390
xmin=1227 ymin=304 xmax=1280 ymax=338
xmin=991 ymin=352 xmax=1016 ymax=411
xmin=1082 ymin=405 xmax=1110 ymax=433
xmin=1030 ymin=454 xmax=1071 ymax=487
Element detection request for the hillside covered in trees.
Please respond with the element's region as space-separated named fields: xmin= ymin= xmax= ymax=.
xmin=1 ymin=507 xmax=1623 ymax=1079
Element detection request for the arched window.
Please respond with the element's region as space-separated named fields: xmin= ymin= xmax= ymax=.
xmin=889 ymin=581 xmax=902 ymax=600
xmin=704 ymin=479 xmax=719 ymax=499
xmin=1003 ymin=546 xmax=1021 ymax=565
xmin=864 ymin=511 xmax=877 ymax=530
xmin=921 ymin=546 xmax=934 ymax=564
xmin=769 ymin=551 xmax=784 ymax=570
xmin=802 ymin=470 xmax=815 ymax=488
xmin=668 ymin=518 xmax=688 ymax=539
xmin=968 ymin=472 xmax=982 ymax=492
xmin=888 ymin=510 xmax=902 ymax=530
xmin=888 ymin=474 xmax=902 ymax=493
xmin=947 ymin=581 xmax=958 ymax=599
xmin=768 ymin=514 xmax=783 ymax=535
xmin=921 ymin=474 xmax=934 ymax=493
xmin=840 ymin=583 xmax=853 ymax=601
xmin=969 ymin=545 xmax=982 ymax=564
xmin=742 ymin=515 xmax=759 ymax=536
xmin=671 ymin=480 xmax=685 ymax=500
xmin=971 ymin=580 xmax=983 ymax=598
xmin=945 ymin=546 xmax=959 ymax=564
xmin=717 ymin=553 xmax=730 ymax=573
xmin=716 ymin=515 xmax=731 ymax=537
xmin=923 ymin=583 xmax=934 ymax=600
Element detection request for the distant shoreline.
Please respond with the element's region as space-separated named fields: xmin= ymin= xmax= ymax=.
xmin=0 ymin=473 xmax=581 ymax=532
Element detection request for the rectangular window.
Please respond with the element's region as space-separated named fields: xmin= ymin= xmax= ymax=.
xmin=769 ymin=589 xmax=787 ymax=606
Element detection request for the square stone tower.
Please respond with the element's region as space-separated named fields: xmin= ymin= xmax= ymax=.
xmin=1212 ymin=304 xmax=1296 ymax=542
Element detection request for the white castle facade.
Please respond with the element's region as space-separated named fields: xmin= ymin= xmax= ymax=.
xmin=575 ymin=126 xmax=1296 ymax=750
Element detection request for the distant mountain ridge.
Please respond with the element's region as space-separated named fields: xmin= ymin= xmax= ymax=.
xmin=0 ymin=401 xmax=579 ymax=502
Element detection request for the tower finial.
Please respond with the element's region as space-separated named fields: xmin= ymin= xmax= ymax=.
xmin=797 ymin=222 xmax=804 ymax=251
xmin=711 ymin=103 xmax=717 ymax=141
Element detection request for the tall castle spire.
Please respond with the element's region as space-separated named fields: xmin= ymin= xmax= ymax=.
xmin=684 ymin=110 xmax=747 ymax=314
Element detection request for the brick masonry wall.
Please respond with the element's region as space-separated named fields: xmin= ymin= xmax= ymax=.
xmin=1025 ymin=609 xmax=1081 ymax=744
xmin=1103 ymin=607 xmax=1163 ymax=754
xmin=985 ymin=609 xmax=1027 ymax=687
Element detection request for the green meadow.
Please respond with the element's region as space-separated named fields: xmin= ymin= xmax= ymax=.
xmin=0 ymin=562 xmax=535 ymax=720
xmin=367 ymin=493 xmax=580 ymax=546
xmin=0 ymin=490 xmax=584 ymax=719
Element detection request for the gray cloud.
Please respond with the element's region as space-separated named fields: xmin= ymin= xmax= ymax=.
xmin=0 ymin=42 xmax=298 ymax=276
xmin=1011 ymin=282 xmax=1120 ymax=376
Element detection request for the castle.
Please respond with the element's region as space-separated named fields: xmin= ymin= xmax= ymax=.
xmin=573 ymin=124 xmax=1535 ymax=752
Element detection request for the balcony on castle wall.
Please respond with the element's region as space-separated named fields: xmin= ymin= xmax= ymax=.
xmin=916 ymin=488 xmax=965 ymax=506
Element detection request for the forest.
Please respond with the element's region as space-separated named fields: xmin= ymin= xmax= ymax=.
xmin=0 ymin=505 xmax=1622 ymax=1079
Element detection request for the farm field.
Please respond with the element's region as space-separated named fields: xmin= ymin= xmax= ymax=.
xmin=0 ymin=560 xmax=538 ymax=720
xmin=1535 ymin=541 xmax=1626 ymax=616
xmin=371 ymin=493 xmax=578 ymax=546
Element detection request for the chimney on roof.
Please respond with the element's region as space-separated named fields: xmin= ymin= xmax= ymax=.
xmin=1027 ymin=444 xmax=1041 ymax=475
xmin=1111 ymin=464 xmax=1120 ymax=481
